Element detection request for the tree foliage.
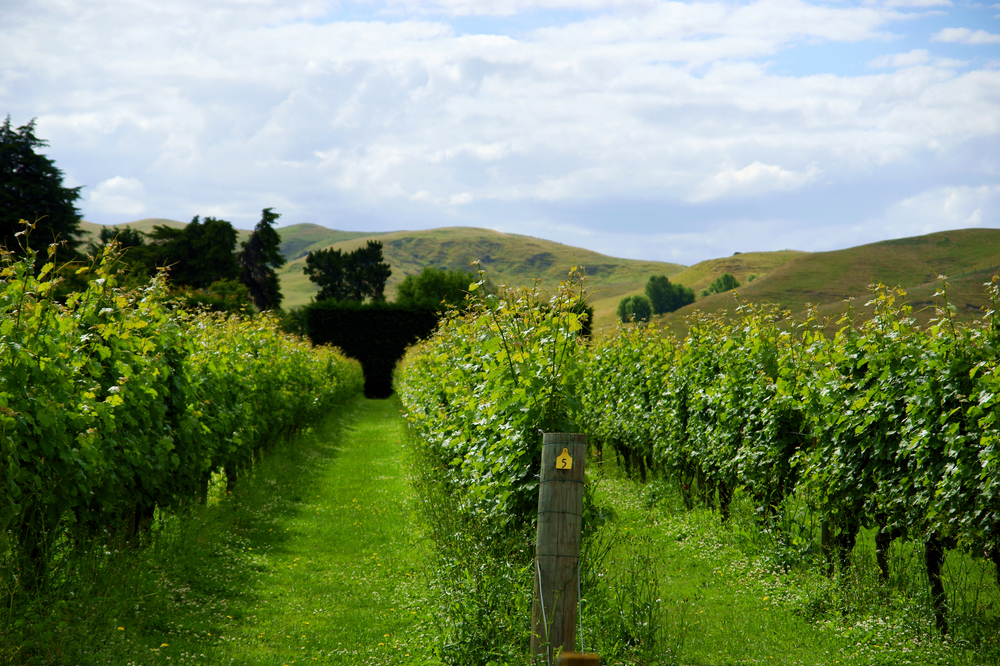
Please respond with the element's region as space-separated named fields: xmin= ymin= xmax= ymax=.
xmin=304 ymin=240 xmax=391 ymax=303
xmin=395 ymin=269 xmax=588 ymax=522
xmin=617 ymin=294 xmax=652 ymax=323
xmin=0 ymin=242 xmax=363 ymax=590
xmin=645 ymin=274 xmax=695 ymax=314
xmin=146 ymin=216 xmax=240 ymax=289
xmin=580 ymin=278 xmax=1000 ymax=635
xmin=0 ymin=116 xmax=83 ymax=257
xmin=98 ymin=225 xmax=144 ymax=248
xmin=700 ymin=272 xmax=740 ymax=297
xmin=395 ymin=266 xmax=476 ymax=309
xmin=238 ymin=207 xmax=286 ymax=310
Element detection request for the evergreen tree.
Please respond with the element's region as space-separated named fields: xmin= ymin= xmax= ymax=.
xmin=98 ymin=225 xmax=145 ymax=248
xmin=147 ymin=216 xmax=240 ymax=288
xmin=304 ymin=240 xmax=391 ymax=303
xmin=346 ymin=240 xmax=392 ymax=302
xmin=395 ymin=266 xmax=476 ymax=309
xmin=304 ymin=247 xmax=350 ymax=301
xmin=238 ymin=207 xmax=286 ymax=310
xmin=700 ymin=272 xmax=741 ymax=297
xmin=0 ymin=116 xmax=84 ymax=256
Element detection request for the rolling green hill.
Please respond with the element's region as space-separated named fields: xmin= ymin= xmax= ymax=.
xmin=79 ymin=220 xmax=1000 ymax=334
xmin=587 ymin=249 xmax=808 ymax=332
xmin=80 ymin=218 xmax=187 ymax=239
xmin=79 ymin=220 xmax=686 ymax=311
xmin=276 ymin=226 xmax=686 ymax=309
xmin=652 ymin=228 xmax=1000 ymax=337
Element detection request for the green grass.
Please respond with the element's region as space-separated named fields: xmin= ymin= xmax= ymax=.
xmin=8 ymin=396 xmax=999 ymax=665
xmin=3 ymin=396 xmax=437 ymax=665
xmin=586 ymin=459 xmax=999 ymax=666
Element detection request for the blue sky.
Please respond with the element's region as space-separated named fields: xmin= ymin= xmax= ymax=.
xmin=2 ymin=0 xmax=998 ymax=264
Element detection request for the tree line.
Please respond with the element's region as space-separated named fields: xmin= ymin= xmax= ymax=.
xmin=617 ymin=271 xmax=747 ymax=323
xmin=1 ymin=115 xmax=286 ymax=312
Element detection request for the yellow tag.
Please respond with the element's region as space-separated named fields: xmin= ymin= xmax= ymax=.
xmin=556 ymin=448 xmax=573 ymax=470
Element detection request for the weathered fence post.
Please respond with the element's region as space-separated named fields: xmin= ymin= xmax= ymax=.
xmin=532 ymin=432 xmax=586 ymax=663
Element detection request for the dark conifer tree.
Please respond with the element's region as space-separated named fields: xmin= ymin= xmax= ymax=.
xmin=238 ymin=207 xmax=286 ymax=310
xmin=147 ymin=216 xmax=240 ymax=288
xmin=346 ymin=240 xmax=391 ymax=302
xmin=0 ymin=116 xmax=84 ymax=256
xmin=304 ymin=247 xmax=350 ymax=301
xmin=304 ymin=239 xmax=391 ymax=303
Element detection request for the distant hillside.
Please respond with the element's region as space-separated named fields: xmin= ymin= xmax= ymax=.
xmin=588 ymin=250 xmax=806 ymax=332
xmin=79 ymin=219 xmax=363 ymax=261
xmin=277 ymin=226 xmax=686 ymax=309
xmin=80 ymin=220 xmax=685 ymax=311
xmin=654 ymin=228 xmax=1000 ymax=337
xmin=80 ymin=218 xmax=188 ymax=239
xmin=275 ymin=224 xmax=387 ymax=262
xmin=79 ymin=220 xmax=1000 ymax=334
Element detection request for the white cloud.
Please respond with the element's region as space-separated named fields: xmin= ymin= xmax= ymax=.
xmin=2 ymin=0 xmax=998 ymax=264
xmin=869 ymin=49 xmax=930 ymax=68
xmin=377 ymin=0 xmax=657 ymax=16
xmin=934 ymin=57 xmax=972 ymax=69
xmin=691 ymin=162 xmax=821 ymax=201
xmin=88 ymin=177 xmax=146 ymax=216
xmin=871 ymin=185 xmax=1000 ymax=238
xmin=880 ymin=0 xmax=950 ymax=6
xmin=931 ymin=27 xmax=1000 ymax=45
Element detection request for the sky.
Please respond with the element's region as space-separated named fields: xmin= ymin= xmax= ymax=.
xmin=2 ymin=0 xmax=999 ymax=265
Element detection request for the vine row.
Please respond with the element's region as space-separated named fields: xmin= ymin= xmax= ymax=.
xmin=1 ymin=242 xmax=363 ymax=588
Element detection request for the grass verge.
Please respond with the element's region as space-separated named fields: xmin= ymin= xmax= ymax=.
xmin=2 ymin=395 xmax=436 ymax=665
xmin=586 ymin=461 xmax=999 ymax=666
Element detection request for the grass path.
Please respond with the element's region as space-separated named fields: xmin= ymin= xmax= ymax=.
xmin=88 ymin=395 xmax=438 ymax=665
xmin=216 ymin=394 xmax=437 ymax=664
xmin=589 ymin=471 xmax=994 ymax=666
xmin=14 ymin=394 xmax=996 ymax=665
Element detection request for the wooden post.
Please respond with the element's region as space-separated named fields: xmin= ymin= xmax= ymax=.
xmin=532 ymin=433 xmax=586 ymax=663
xmin=558 ymin=654 xmax=600 ymax=666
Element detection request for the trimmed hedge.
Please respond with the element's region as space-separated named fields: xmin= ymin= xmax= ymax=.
xmin=306 ymin=301 xmax=440 ymax=397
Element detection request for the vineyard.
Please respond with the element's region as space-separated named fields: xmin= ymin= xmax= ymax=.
xmin=395 ymin=268 xmax=1000 ymax=662
xmin=3 ymin=233 xmax=1000 ymax=664
xmin=0 ymin=239 xmax=363 ymax=596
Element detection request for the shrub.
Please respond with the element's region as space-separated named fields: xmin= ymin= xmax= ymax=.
xmin=617 ymin=294 xmax=652 ymax=323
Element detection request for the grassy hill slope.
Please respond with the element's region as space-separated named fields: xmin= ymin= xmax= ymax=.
xmin=80 ymin=218 xmax=187 ymax=238
xmin=277 ymin=226 xmax=686 ymax=309
xmin=588 ymin=250 xmax=807 ymax=332
xmin=79 ymin=220 xmax=1000 ymax=334
xmin=655 ymin=228 xmax=1000 ymax=336
xmin=275 ymin=224 xmax=387 ymax=262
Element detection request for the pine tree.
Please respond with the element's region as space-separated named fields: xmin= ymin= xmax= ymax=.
xmin=304 ymin=240 xmax=391 ymax=303
xmin=238 ymin=208 xmax=286 ymax=310
xmin=0 ymin=116 xmax=84 ymax=256
xmin=147 ymin=216 xmax=240 ymax=288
